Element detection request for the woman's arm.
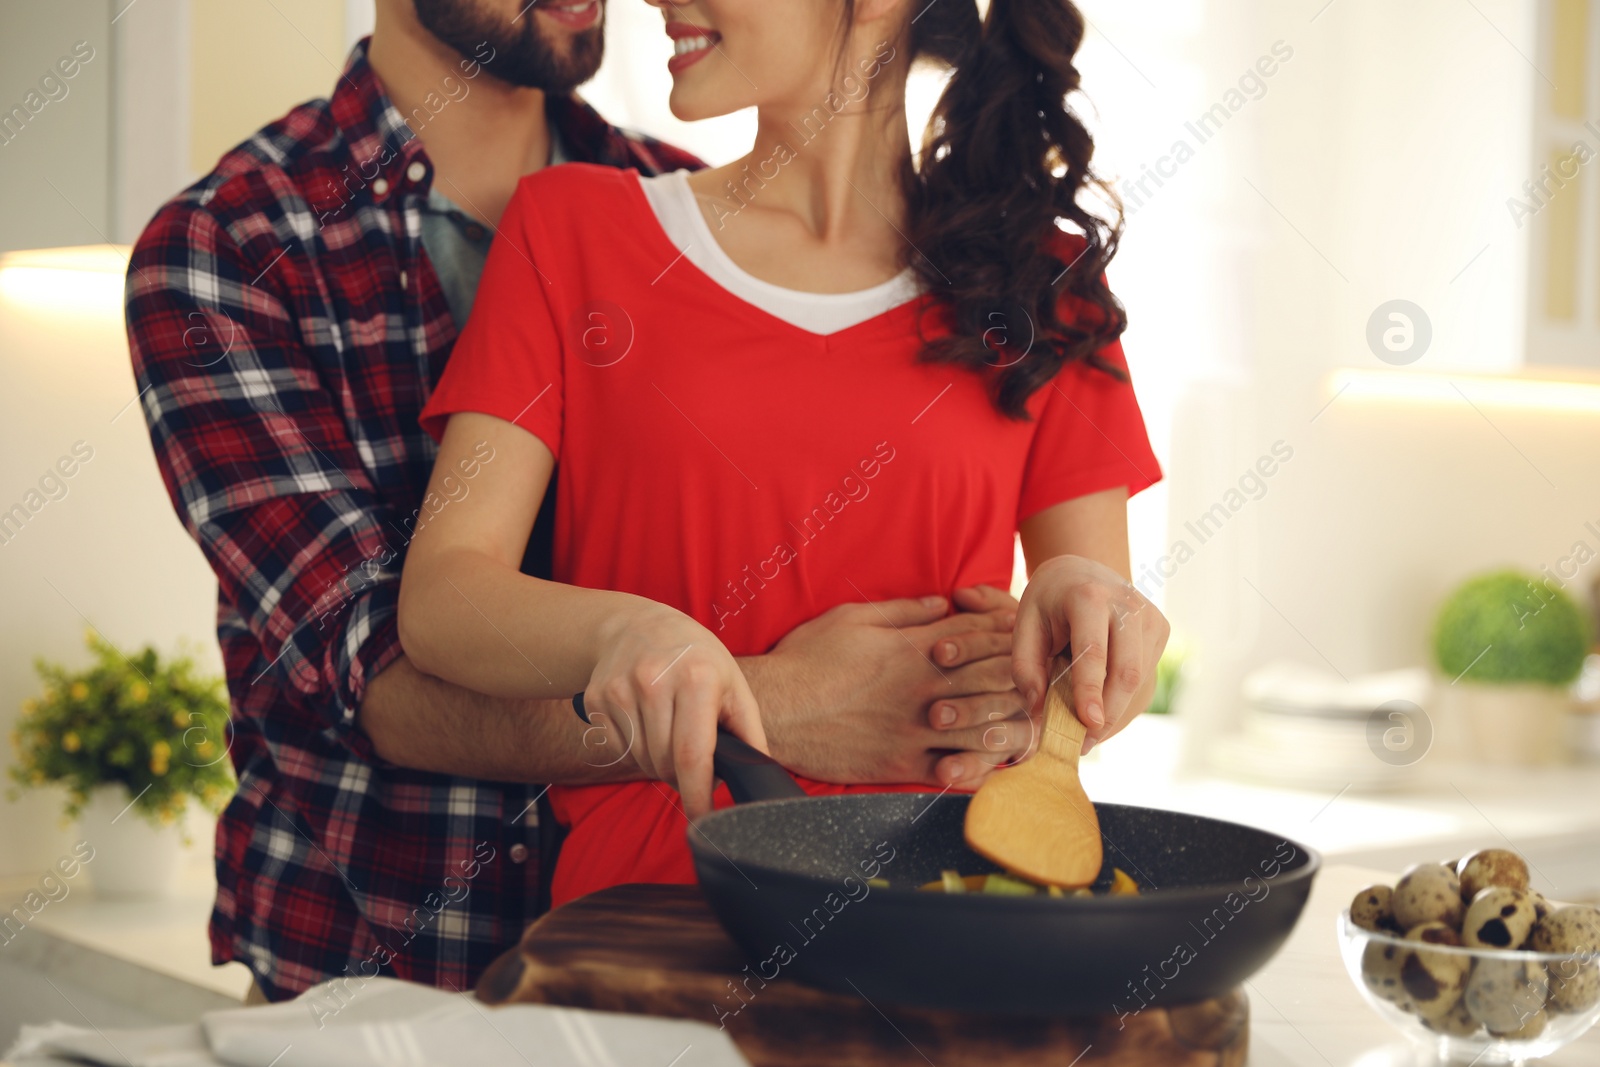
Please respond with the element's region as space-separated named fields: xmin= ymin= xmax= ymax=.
xmin=397 ymin=411 xmax=765 ymax=816
xmin=1014 ymin=486 xmax=1169 ymax=748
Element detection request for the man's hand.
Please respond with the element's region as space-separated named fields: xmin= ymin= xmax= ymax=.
xmin=741 ymin=586 xmax=1030 ymax=789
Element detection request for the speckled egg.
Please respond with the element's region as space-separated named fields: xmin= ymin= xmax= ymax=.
xmin=1392 ymin=863 xmax=1464 ymax=930
xmin=1530 ymin=891 xmax=1553 ymax=922
xmin=1399 ymin=922 xmax=1471 ymax=1019
xmin=1351 ymin=884 xmax=1397 ymax=933
xmin=1463 ymin=958 xmax=1548 ymax=1033
xmin=1532 ymin=906 xmax=1600 ymax=1014
xmin=1530 ymin=905 xmax=1600 ymax=954
xmin=1546 ymin=958 xmax=1600 ymax=1014
xmin=1488 ymin=1007 xmax=1548 ymax=1040
xmin=1361 ymin=939 xmax=1412 ymax=1009
xmin=1422 ymin=998 xmax=1480 ymax=1037
xmin=1456 ymin=848 xmax=1530 ymax=902
xmin=1462 ymin=886 xmax=1539 ymax=949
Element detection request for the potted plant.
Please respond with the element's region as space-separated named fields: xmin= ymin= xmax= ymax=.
xmin=1433 ymin=569 xmax=1592 ymax=765
xmin=1146 ymin=641 xmax=1187 ymax=717
xmin=9 ymin=631 xmax=234 ymax=897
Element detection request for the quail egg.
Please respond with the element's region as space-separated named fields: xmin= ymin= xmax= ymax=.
xmin=1456 ymin=848 xmax=1530 ymax=902
xmin=1350 ymin=884 xmax=1397 ymax=933
xmin=1463 ymin=957 xmax=1548 ymax=1033
xmin=1361 ymin=939 xmax=1412 ymax=1010
xmin=1422 ymin=998 xmax=1480 ymax=1037
xmin=1399 ymin=921 xmax=1471 ymax=1020
xmin=1392 ymin=863 xmax=1463 ymax=930
xmin=1531 ymin=905 xmax=1600 ymax=1014
xmin=1545 ymin=957 xmax=1600 ymax=1015
xmin=1462 ymin=886 xmax=1538 ymax=949
xmin=1488 ymin=1007 xmax=1548 ymax=1040
xmin=1530 ymin=904 xmax=1600 ymax=953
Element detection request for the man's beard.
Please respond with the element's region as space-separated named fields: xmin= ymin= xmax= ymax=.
xmin=413 ymin=0 xmax=604 ymax=93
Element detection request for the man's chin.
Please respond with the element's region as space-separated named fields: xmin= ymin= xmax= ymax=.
xmin=413 ymin=0 xmax=604 ymax=93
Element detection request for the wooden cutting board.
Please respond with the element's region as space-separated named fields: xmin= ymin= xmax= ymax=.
xmin=476 ymin=884 xmax=1247 ymax=1067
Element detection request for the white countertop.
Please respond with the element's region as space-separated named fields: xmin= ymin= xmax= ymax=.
xmin=0 ymin=849 xmax=251 ymax=1004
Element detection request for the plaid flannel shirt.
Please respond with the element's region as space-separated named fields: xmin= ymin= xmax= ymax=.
xmin=125 ymin=39 xmax=702 ymax=1000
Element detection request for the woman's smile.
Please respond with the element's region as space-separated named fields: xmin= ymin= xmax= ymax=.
xmin=664 ymin=20 xmax=721 ymax=74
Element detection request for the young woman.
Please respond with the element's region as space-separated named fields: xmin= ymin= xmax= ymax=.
xmin=400 ymin=0 xmax=1168 ymax=907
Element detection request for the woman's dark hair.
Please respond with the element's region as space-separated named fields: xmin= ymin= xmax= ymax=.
xmin=846 ymin=0 xmax=1127 ymax=419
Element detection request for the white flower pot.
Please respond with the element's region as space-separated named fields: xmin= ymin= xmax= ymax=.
xmin=1445 ymin=682 xmax=1572 ymax=766
xmin=77 ymin=784 xmax=184 ymax=898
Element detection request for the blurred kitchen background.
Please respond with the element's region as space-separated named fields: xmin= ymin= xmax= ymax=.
xmin=2 ymin=0 xmax=1599 ymax=1039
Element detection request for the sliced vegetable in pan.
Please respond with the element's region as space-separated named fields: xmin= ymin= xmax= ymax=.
xmin=908 ymin=869 xmax=1141 ymax=896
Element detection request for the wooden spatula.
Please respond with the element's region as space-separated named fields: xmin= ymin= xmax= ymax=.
xmin=964 ymin=657 xmax=1104 ymax=887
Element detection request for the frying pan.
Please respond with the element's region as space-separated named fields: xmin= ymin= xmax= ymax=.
xmin=688 ymin=728 xmax=1320 ymax=1017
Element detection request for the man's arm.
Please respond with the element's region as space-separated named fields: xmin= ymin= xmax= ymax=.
xmin=357 ymin=657 xmax=639 ymax=781
xmin=360 ymin=587 xmax=1024 ymax=788
xmin=128 ymin=201 xmax=413 ymax=748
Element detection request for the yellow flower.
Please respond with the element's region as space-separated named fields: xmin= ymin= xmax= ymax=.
xmin=151 ymin=740 xmax=171 ymax=760
xmin=69 ymin=682 xmax=89 ymax=701
xmin=129 ymin=681 xmax=150 ymax=703
xmin=172 ymin=710 xmax=188 ymax=728
xmin=196 ymin=739 xmax=216 ymax=756
xmin=150 ymin=756 xmax=169 ymax=776
xmin=62 ymin=732 xmax=81 ymax=753
xmin=21 ymin=699 xmax=37 ymax=714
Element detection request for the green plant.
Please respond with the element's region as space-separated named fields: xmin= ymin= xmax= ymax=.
xmin=1146 ymin=641 xmax=1186 ymax=716
xmin=9 ymin=631 xmax=233 ymax=828
xmin=1433 ymin=569 xmax=1592 ymax=687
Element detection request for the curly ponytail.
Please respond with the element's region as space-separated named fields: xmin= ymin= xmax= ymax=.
xmin=899 ymin=0 xmax=1126 ymax=419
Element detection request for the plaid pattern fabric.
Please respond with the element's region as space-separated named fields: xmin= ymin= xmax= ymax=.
xmin=125 ymin=39 xmax=702 ymax=1000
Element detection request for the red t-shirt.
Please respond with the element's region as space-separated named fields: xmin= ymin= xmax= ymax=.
xmin=420 ymin=164 xmax=1160 ymax=907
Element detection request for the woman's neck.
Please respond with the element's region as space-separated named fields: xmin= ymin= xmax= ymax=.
xmin=686 ymin=63 xmax=916 ymax=292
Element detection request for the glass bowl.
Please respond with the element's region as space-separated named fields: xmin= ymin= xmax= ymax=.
xmin=1338 ymin=909 xmax=1600 ymax=1065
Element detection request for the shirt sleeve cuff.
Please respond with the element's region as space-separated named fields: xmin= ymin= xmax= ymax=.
xmin=278 ymin=580 xmax=405 ymax=752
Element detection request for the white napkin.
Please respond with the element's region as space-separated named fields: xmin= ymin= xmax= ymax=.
xmin=7 ymin=977 xmax=749 ymax=1067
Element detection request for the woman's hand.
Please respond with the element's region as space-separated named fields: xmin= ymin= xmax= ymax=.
xmin=584 ymin=600 xmax=767 ymax=818
xmin=1012 ymin=554 xmax=1169 ymax=750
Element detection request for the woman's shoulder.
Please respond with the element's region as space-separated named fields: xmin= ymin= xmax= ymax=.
xmin=509 ymin=162 xmax=650 ymax=230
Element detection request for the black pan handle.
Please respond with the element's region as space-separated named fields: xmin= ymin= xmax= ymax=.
xmin=570 ymin=694 xmax=804 ymax=803
xmin=711 ymin=728 xmax=806 ymax=803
